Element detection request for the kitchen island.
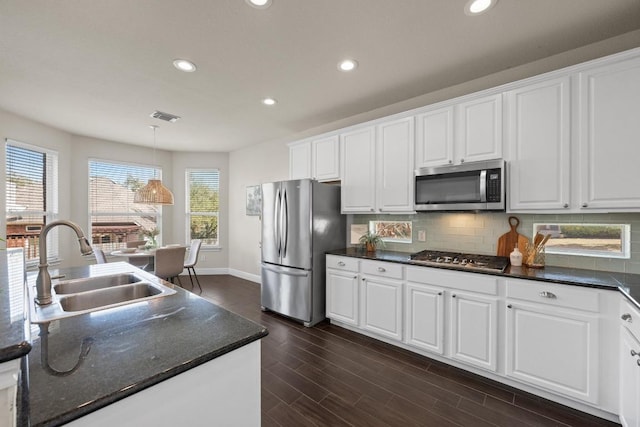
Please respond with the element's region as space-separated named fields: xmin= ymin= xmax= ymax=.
xmin=24 ymin=262 xmax=267 ymax=427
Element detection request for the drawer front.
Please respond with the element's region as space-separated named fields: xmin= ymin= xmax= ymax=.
xmin=406 ymin=266 xmax=498 ymax=295
xmin=361 ymin=260 xmax=403 ymax=280
xmin=326 ymin=255 xmax=359 ymax=272
xmin=505 ymin=279 xmax=599 ymax=312
xmin=620 ymin=297 xmax=640 ymax=339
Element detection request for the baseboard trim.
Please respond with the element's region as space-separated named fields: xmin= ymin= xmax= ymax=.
xmin=228 ymin=269 xmax=261 ymax=284
xmin=178 ymin=268 xmax=261 ymax=284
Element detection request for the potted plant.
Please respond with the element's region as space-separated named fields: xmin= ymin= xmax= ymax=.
xmin=359 ymin=231 xmax=383 ymax=253
xmin=141 ymin=227 xmax=159 ymax=249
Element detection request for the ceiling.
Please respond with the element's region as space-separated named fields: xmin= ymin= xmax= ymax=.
xmin=1 ymin=0 xmax=640 ymax=152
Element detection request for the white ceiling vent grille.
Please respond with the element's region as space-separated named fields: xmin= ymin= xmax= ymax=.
xmin=150 ymin=111 xmax=181 ymax=123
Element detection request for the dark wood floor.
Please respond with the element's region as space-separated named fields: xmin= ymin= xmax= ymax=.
xmin=192 ymin=275 xmax=620 ymax=427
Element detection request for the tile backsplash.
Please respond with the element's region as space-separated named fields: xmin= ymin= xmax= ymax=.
xmin=349 ymin=212 xmax=640 ymax=274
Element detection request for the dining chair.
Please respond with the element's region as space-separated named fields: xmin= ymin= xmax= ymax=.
xmin=93 ymin=248 xmax=107 ymax=264
xmin=126 ymin=240 xmax=152 ymax=270
xmin=154 ymin=246 xmax=186 ymax=287
xmin=184 ymin=239 xmax=202 ymax=292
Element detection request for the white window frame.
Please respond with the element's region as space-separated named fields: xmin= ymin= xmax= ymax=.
xmin=533 ymin=222 xmax=631 ymax=259
xmin=88 ymin=158 xmax=163 ymax=250
xmin=5 ymin=139 xmax=59 ymax=267
xmin=185 ymin=168 xmax=220 ymax=249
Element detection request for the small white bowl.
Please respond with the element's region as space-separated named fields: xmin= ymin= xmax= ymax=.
xmin=120 ymin=248 xmax=137 ymax=254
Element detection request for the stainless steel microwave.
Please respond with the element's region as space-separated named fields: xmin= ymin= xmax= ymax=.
xmin=414 ymin=159 xmax=505 ymax=211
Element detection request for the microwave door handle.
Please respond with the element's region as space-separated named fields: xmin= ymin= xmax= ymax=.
xmin=479 ymin=170 xmax=487 ymax=202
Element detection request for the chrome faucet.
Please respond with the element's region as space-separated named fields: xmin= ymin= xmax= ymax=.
xmin=35 ymin=220 xmax=93 ymax=305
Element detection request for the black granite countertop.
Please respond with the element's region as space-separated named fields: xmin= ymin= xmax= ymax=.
xmin=25 ymin=262 xmax=268 ymax=427
xmin=328 ymin=248 xmax=640 ymax=310
xmin=0 ymin=248 xmax=31 ymax=363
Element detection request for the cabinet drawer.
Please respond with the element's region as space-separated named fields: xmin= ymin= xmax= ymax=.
xmin=505 ymin=279 xmax=599 ymax=312
xmin=361 ymin=260 xmax=403 ymax=280
xmin=327 ymin=255 xmax=359 ymax=272
xmin=406 ymin=266 xmax=498 ymax=295
xmin=620 ymin=297 xmax=640 ymax=340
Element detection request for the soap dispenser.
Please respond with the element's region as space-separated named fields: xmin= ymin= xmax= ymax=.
xmin=510 ymin=246 xmax=523 ymax=267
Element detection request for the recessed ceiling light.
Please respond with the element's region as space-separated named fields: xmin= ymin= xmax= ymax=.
xmin=246 ymin=0 xmax=272 ymax=9
xmin=338 ymin=59 xmax=358 ymax=72
xmin=173 ymin=59 xmax=197 ymax=72
xmin=262 ymin=98 xmax=277 ymax=106
xmin=464 ymin=0 xmax=497 ymax=15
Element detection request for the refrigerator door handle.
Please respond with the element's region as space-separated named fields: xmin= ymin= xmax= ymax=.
xmin=274 ymin=188 xmax=281 ymax=256
xmin=282 ymin=188 xmax=289 ymax=258
xmin=262 ymin=264 xmax=310 ymax=277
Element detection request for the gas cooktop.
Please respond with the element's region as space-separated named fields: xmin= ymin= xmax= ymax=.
xmin=410 ymin=250 xmax=510 ymax=273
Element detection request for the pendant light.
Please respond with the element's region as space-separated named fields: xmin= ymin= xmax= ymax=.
xmin=134 ymin=125 xmax=174 ymax=205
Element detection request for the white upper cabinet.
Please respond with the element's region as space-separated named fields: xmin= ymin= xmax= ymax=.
xmin=340 ymin=126 xmax=377 ymax=213
xmin=289 ymin=140 xmax=312 ymax=180
xmin=507 ymin=76 xmax=572 ymax=211
xmin=376 ymin=116 xmax=415 ymax=213
xmin=415 ymin=106 xmax=454 ymax=168
xmin=341 ymin=117 xmax=415 ymax=214
xmin=415 ymin=94 xmax=502 ymax=169
xmin=578 ymin=55 xmax=640 ymax=210
xmin=456 ymin=93 xmax=503 ymax=165
xmin=288 ymin=135 xmax=340 ymax=182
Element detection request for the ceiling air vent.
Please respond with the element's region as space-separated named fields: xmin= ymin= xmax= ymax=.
xmin=150 ymin=111 xmax=181 ymax=123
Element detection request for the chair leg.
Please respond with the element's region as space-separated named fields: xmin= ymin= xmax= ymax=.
xmin=186 ymin=268 xmax=194 ymax=289
xmin=191 ymin=267 xmax=202 ymax=293
xmin=175 ymin=275 xmax=183 ymax=288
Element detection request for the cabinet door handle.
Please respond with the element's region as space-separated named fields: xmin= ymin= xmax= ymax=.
xmin=452 ymin=294 xmax=456 ymax=298
xmin=353 ymin=275 xmax=357 ymax=279
xmin=377 ymin=267 xmax=386 ymax=272
xmin=338 ymin=261 xmax=345 ymax=266
xmin=438 ymin=292 xmax=442 ymax=296
xmin=507 ymin=304 xmax=512 ymax=309
xmin=582 ymin=203 xmax=588 ymax=208
xmin=621 ymin=313 xmax=633 ymax=322
xmin=460 ymin=158 xmax=465 ymax=163
xmin=563 ymin=203 xmax=569 ymax=208
xmin=637 ymin=359 xmax=640 ymax=367
xmin=448 ymin=159 xmax=453 ymax=164
xmin=632 ymin=349 xmax=640 ymax=357
xmin=539 ymin=291 xmax=557 ymax=299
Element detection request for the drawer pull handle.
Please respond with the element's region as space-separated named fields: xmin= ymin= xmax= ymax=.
xmin=438 ymin=292 xmax=442 ymax=296
xmin=377 ymin=267 xmax=386 ymax=272
xmin=632 ymin=350 xmax=640 ymax=357
xmin=507 ymin=304 xmax=512 ymax=309
xmin=539 ymin=291 xmax=557 ymax=299
xmin=338 ymin=261 xmax=345 ymax=266
xmin=452 ymin=294 xmax=456 ymax=298
xmin=621 ymin=313 xmax=633 ymax=322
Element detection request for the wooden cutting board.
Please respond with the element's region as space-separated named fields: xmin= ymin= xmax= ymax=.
xmin=497 ymin=216 xmax=529 ymax=257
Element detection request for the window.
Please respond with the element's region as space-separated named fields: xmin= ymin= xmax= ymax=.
xmin=369 ymin=220 xmax=413 ymax=243
xmin=89 ymin=160 xmax=161 ymax=251
xmin=5 ymin=140 xmax=59 ymax=263
xmin=186 ymin=169 xmax=219 ymax=247
xmin=533 ymin=223 xmax=630 ymax=259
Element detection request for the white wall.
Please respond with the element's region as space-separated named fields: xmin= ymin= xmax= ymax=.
xmin=227 ymin=140 xmax=288 ymax=282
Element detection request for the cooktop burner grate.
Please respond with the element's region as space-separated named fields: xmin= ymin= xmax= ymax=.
xmin=410 ymin=250 xmax=509 ymax=273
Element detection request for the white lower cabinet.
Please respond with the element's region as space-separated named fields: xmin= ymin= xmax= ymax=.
xmin=619 ymin=299 xmax=640 ymax=427
xmin=360 ymin=260 xmax=403 ymax=341
xmin=450 ymin=291 xmax=498 ymax=372
xmin=0 ymin=359 xmax=19 ymax=427
xmin=404 ymin=282 xmax=444 ymax=355
xmin=505 ymin=279 xmax=600 ymax=404
xmin=326 ymin=255 xmax=360 ymax=326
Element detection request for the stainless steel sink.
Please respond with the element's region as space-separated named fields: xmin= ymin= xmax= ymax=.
xmin=30 ymin=271 xmax=177 ymax=324
xmin=53 ymin=273 xmax=143 ymax=294
xmin=59 ymin=283 xmax=163 ymax=312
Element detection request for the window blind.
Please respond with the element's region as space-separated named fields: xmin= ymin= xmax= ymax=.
xmin=5 ymin=139 xmax=59 ymax=263
xmin=89 ymin=159 xmax=161 ymax=251
xmin=186 ymin=169 xmax=220 ymax=246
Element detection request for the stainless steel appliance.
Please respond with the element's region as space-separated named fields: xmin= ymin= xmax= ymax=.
xmin=415 ymin=159 xmax=505 ymax=211
xmin=261 ymin=179 xmax=345 ymax=327
xmin=410 ymin=249 xmax=509 ymax=273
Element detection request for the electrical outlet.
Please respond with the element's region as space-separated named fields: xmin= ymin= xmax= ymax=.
xmin=418 ymin=230 xmax=426 ymax=242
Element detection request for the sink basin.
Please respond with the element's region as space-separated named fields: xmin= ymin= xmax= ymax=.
xmin=59 ymin=283 xmax=162 ymax=312
xmin=30 ymin=271 xmax=177 ymax=324
xmin=53 ymin=273 xmax=143 ymax=294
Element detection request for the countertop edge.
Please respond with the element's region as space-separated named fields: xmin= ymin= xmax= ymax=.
xmin=0 ymin=341 xmax=31 ymax=364
xmin=37 ymin=328 xmax=268 ymax=427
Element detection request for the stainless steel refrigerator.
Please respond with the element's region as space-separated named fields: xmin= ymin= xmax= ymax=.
xmin=261 ymin=179 xmax=345 ymax=327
